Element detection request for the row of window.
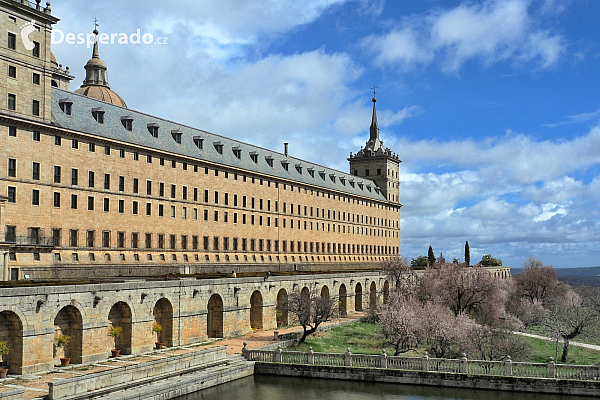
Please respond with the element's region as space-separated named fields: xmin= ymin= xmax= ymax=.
xmin=6 ymin=64 xmax=41 ymax=84
xmin=6 ymin=126 xmax=400 ymax=213
xmin=23 ymin=227 xmax=398 ymax=256
xmin=7 ymin=31 xmax=40 ymax=56
xmin=6 ymin=93 xmax=40 ymax=115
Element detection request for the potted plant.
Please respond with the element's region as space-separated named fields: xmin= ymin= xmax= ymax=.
xmin=152 ymin=322 xmax=163 ymax=349
xmin=55 ymin=334 xmax=71 ymax=367
xmin=108 ymin=326 xmax=122 ymax=357
xmin=0 ymin=341 xmax=9 ymax=378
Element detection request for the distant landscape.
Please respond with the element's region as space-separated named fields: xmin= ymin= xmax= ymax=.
xmin=511 ymin=266 xmax=600 ymax=287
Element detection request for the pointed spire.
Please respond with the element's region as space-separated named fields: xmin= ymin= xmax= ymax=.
xmin=92 ymin=29 xmax=100 ymax=59
xmin=370 ymin=97 xmax=379 ymax=140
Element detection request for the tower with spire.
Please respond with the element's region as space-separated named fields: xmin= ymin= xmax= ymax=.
xmin=74 ymin=28 xmax=127 ymax=107
xmin=348 ymin=93 xmax=401 ymax=204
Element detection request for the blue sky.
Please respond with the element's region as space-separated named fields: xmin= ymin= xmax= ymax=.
xmin=50 ymin=0 xmax=600 ymax=268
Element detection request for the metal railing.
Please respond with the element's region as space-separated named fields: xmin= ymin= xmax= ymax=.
xmin=3 ymin=235 xmax=55 ymax=247
xmin=242 ymin=344 xmax=600 ymax=381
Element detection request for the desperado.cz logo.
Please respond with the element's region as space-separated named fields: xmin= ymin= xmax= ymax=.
xmin=20 ymin=20 xmax=167 ymax=49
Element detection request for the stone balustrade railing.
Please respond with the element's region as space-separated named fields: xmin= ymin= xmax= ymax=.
xmin=242 ymin=343 xmax=600 ymax=381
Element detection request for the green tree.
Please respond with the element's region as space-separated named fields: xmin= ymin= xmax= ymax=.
xmin=465 ymin=241 xmax=470 ymax=266
xmin=479 ymin=254 xmax=502 ymax=267
xmin=411 ymin=256 xmax=429 ymax=269
xmin=428 ymin=246 xmax=435 ymax=266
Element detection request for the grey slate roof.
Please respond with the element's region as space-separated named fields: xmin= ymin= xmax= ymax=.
xmin=50 ymin=87 xmax=387 ymax=202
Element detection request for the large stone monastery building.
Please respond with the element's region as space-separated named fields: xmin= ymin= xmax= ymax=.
xmin=0 ymin=0 xmax=401 ymax=281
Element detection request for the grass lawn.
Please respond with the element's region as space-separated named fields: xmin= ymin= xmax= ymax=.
xmin=525 ymin=324 xmax=600 ymax=347
xmin=295 ymin=322 xmax=600 ymax=365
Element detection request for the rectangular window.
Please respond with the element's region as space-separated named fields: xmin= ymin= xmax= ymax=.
xmin=103 ymin=198 xmax=109 ymax=212
xmin=147 ymin=155 xmax=152 ymax=163
xmin=204 ymin=209 xmax=208 ymax=221
xmin=146 ymin=180 xmax=152 ymax=195
xmin=88 ymin=196 xmax=94 ymax=210
xmin=214 ymin=191 xmax=218 ymax=204
xmin=7 ymin=94 xmax=16 ymax=110
xmin=159 ymin=182 xmax=164 ymax=197
xmin=214 ymin=211 xmax=218 ymax=222
xmin=72 ymin=139 xmax=78 ymax=149
xmin=104 ymin=174 xmax=110 ymax=189
xmin=170 ymin=234 xmax=176 ymax=249
xmin=203 ymin=236 xmax=209 ymax=250
xmin=204 ymin=189 xmax=209 ymax=202
xmin=158 ymin=234 xmax=165 ymax=249
xmin=32 ymin=41 xmax=40 ymax=57
xmin=145 ymin=233 xmax=152 ymax=248
xmin=89 ymin=142 xmax=95 ymax=152
xmin=234 ymin=194 xmax=238 ymax=207
xmin=133 ymin=152 xmax=139 ymax=161
xmin=32 ymin=131 xmax=40 ymax=141
xmin=182 ymin=186 xmax=187 ymax=200
xmin=7 ymin=33 xmax=16 ymax=50
xmin=8 ymin=65 xmax=16 ymax=78
xmin=71 ymin=168 xmax=78 ymax=185
xmin=71 ymin=194 xmax=77 ymax=209
xmin=88 ymin=171 xmax=94 ymax=187
xmin=105 ymin=146 xmax=110 ymax=155
xmin=158 ymin=204 xmax=164 ymax=217
xmin=171 ymin=205 xmax=176 ymax=218
xmin=117 ymin=232 xmax=125 ymax=248
xmin=32 ymin=73 xmax=40 ymax=85
xmin=102 ymin=231 xmax=110 ymax=247
xmin=53 ymin=192 xmax=60 ymax=207
xmin=87 ymin=230 xmax=95 ymax=247
xmin=132 ymin=201 xmax=139 ymax=215
xmin=193 ymin=188 xmax=198 ymax=201
xmin=171 ymin=184 xmax=176 ymax=198
xmin=118 ymin=199 xmax=124 ymax=213
xmin=8 ymin=158 xmax=16 ymax=177
xmin=119 ymin=176 xmax=125 ymax=191
xmin=131 ymin=232 xmax=139 ymax=248
xmin=192 ymin=235 xmax=199 ymax=250
xmin=224 ymin=212 xmax=228 ymax=223
xmin=213 ymin=236 xmax=219 ymax=250
xmin=182 ymin=206 xmax=187 ymax=219
xmin=223 ymin=237 xmax=229 ymax=251
xmin=32 ymin=189 xmax=39 ymax=205
xmin=181 ymin=235 xmax=188 ymax=250
xmin=69 ymin=229 xmax=78 ymax=247
xmin=55 ymin=135 xmax=61 ymax=145
xmin=146 ymin=202 xmax=151 ymax=216
xmin=120 ymin=149 xmax=125 ymax=158
xmin=224 ymin=193 xmax=229 ymax=205
xmin=8 ymin=126 xmax=16 ymax=137
xmin=133 ymin=178 xmax=139 ymax=194
xmin=32 ymin=100 xmax=39 ymax=116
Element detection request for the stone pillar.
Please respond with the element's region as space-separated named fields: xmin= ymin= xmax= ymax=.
xmin=548 ymin=357 xmax=556 ymax=378
xmin=274 ymin=345 xmax=282 ymax=363
xmin=504 ymin=355 xmax=512 ymax=376
xmin=421 ymin=351 xmax=429 ymax=371
xmin=2 ymin=251 xmax=8 ymax=282
xmin=242 ymin=342 xmax=248 ymax=359
xmin=460 ymin=353 xmax=468 ymax=373
xmin=344 ymin=348 xmax=352 ymax=367
xmin=308 ymin=347 xmax=314 ymax=365
xmin=380 ymin=349 xmax=387 ymax=369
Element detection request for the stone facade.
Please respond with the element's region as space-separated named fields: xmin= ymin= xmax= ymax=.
xmin=0 ymin=0 xmax=401 ymax=280
xmin=0 ymin=271 xmax=389 ymax=374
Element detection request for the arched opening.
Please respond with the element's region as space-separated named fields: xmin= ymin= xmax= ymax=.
xmin=320 ymin=285 xmax=330 ymax=300
xmin=339 ymin=284 xmax=347 ymax=317
xmin=369 ymin=281 xmax=377 ymax=310
xmin=0 ymin=311 xmax=23 ymax=374
xmin=153 ymin=298 xmax=173 ymax=347
xmin=54 ymin=306 xmax=83 ymax=365
xmin=276 ymin=289 xmax=288 ymax=327
xmin=108 ymin=302 xmax=132 ymax=355
xmin=51 ymin=80 xmax=58 ymax=87
xmin=207 ymin=294 xmax=223 ymax=338
xmin=383 ymin=281 xmax=390 ymax=304
xmin=250 ymin=290 xmax=263 ymax=330
xmin=300 ymin=286 xmax=310 ymax=302
xmin=355 ymin=282 xmax=363 ymax=312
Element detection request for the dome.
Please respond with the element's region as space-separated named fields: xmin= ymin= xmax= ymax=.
xmin=50 ymin=51 xmax=58 ymax=66
xmin=84 ymin=56 xmax=106 ymax=69
xmin=74 ymin=85 xmax=127 ymax=108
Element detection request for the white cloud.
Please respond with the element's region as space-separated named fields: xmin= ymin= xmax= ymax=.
xmin=544 ymin=108 xmax=600 ymax=128
xmin=362 ymin=0 xmax=565 ymax=74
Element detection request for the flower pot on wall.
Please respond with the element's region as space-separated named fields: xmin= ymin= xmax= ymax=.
xmin=60 ymin=357 xmax=71 ymax=367
xmin=111 ymin=349 xmax=121 ymax=357
xmin=0 ymin=367 xmax=8 ymax=379
xmin=155 ymin=341 xmax=164 ymax=349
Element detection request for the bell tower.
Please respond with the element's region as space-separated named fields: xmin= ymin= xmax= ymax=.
xmin=348 ymin=93 xmax=401 ymax=204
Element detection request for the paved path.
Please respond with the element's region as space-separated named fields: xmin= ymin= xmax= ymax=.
xmin=514 ymin=331 xmax=600 ymax=351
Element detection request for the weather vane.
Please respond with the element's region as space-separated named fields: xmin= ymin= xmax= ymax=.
xmin=371 ymin=84 xmax=378 ymax=97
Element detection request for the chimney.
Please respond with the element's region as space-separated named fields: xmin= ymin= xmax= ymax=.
xmin=284 ymin=142 xmax=289 ymax=157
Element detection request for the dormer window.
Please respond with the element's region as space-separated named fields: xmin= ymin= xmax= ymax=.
xmin=319 ymin=171 xmax=326 ymax=180
xmin=366 ymin=184 xmax=371 ymax=192
xmin=193 ymin=136 xmax=203 ymax=149
xmin=281 ymin=160 xmax=289 ymax=171
xmin=213 ymin=141 xmax=223 ymax=154
xmin=171 ymin=130 xmax=182 ymax=143
xmin=121 ymin=116 xmax=133 ymax=131
xmin=249 ymin=152 xmax=258 ymax=163
xmin=265 ymin=156 xmax=274 ymax=167
xmin=374 ymin=187 xmax=381 ymax=194
xmin=340 ymin=177 xmax=346 ymax=185
xmin=91 ymin=108 xmax=104 ymax=123
xmin=295 ymin=164 xmax=302 ymax=174
xmin=232 ymin=146 xmax=242 ymax=159
xmin=329 ymin=174 xmax=336 ymax=183
xmin=307 ymin=167 xmax=315 ymax=178
xmin=147 ymin=123 xmax=159 ymax=138
xmin=349 ymin=179 xmax=355 ymax=188
xmin=358 ymin=182 xmax=364 ymax=190
xmin=59 ymin=99 xmax=73 ymax=115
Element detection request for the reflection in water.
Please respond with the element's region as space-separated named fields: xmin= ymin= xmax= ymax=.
xmin=176 ymin=375 xmax=595 ymax=400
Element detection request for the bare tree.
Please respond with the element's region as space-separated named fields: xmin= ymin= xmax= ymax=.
xmin=513 ymin=258 xmax=565 ymax=305
xmin=285 ymin=289 xmax=337 ymax=344
xmin=465 ymin=322 xmax=531 ymax=362
xmin=381 ymin=256 xmax=415 ymax=296
xmin=545 ymin=289 xmax=600 ymax=362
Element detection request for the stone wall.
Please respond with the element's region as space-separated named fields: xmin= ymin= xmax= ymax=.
xmin=0 ymin=271 xmax=387 ymax=374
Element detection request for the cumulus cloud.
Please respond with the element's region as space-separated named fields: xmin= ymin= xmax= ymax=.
xmin=361 ymin=0 xmax=565 ymax=74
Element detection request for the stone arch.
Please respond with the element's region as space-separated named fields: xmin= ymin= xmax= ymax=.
xmin=276 ymin=289 xmax=288 ymax=327
xmin=369 ymin=281 xmax=377 ymax=310
xmin=54 ymin=305 xmax=83 ymax=364
xmin=250 ymin=290 xmax=263 ymax=330
xmin=0 ymin=311 xmax=23 ymax=374
xmin=320 ymin=285 xmax=330 ymax=300
xmin=300 ymin=286 xmax=310 ymax=301
xmin=383 ymin=280 xmax=390 ymax=304
xmin=207 ymin=294 xmax=223 ymax=338
xmin=108 ymin=302 xmax=133 ymax=355
xmin=338 ymin=284 xmax=347 ymax=317
xmin=355 ymin=282 xmax=363 ymax=311
xmin=153 ymin=298 xmax=173 ymax=347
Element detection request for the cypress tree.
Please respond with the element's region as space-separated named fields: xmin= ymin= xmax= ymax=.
xmin=465 ymin=241 xmax=470 ymax=266
xmin=428 ymin=246 xmax=435 ymax=266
